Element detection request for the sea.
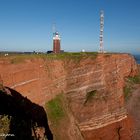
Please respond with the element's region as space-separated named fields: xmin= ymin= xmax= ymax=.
xmin=134 ymin=55 xmax=140 ymax=64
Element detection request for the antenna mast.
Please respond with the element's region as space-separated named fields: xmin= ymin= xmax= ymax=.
xmin=99 ymin=10 xmax=104 ymax=53
xmin=52 ymin=23 xmax=56 ymax=36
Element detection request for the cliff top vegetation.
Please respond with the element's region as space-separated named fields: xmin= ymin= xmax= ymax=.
xmin=0 ymin=52 xmax=98 ymax=64
xmin=0 ymin=52 xmax=133 ymax=64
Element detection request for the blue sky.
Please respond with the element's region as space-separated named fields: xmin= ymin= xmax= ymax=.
xmin=0 ymin=0 xmax=140 ymax=54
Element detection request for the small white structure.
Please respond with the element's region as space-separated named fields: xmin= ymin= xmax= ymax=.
xmin=4 ymin=53 xmax=8 ymax=56
xmin=81 ymin=49 xmax=85 ymax=52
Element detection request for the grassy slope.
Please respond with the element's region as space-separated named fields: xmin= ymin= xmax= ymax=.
xmin=45 ymin=94 xmax=71 ymax=140
xmin=124 ymin=72 xmax=140 ymax=101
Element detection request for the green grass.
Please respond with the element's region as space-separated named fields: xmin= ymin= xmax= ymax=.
xmin=45 ymin=94 xmax=73 ymax=140
xmin=128 ymin=74 xmax=140 ymax=84
xmin=45 ymin=52 xmax=98 ymax=61
xmin=123 ymin=86 xmax=132 ymax=101
xmin=45 ymin=94 xmax=65 ymax=123
xmin=9 ymin=54 xmax=47 ymax=64
xmin=10 ymin=56 xmax=26 ymax=64
xmin=124 ymin=73 xmax=140 ymax=101
xmin=84 ymin=90 xmax=97 ymax=105
xmin=0 ymin=52 xmax=98 ymax=64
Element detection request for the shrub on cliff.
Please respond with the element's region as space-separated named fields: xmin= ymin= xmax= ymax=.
xmin=84 ymin=90 xmax=97 ymax=105
xmin=124 ymin=74 xmax=140 ymax=101
xmin=123 ymin=86 xmax=132 ymax=101
xmin=0 ymin=115 xmax=11 ymax=140
xmin=128 ymin=74 xmax=140 ymax=84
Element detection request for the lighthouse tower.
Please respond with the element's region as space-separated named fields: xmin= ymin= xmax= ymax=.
xmin=53 ymin=32 xmax=61 ymax=53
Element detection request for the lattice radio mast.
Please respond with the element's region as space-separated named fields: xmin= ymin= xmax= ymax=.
xmin=99 ymin=10 xmax=104 ymax=53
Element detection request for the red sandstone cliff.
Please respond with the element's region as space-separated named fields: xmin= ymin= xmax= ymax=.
xmin=0 ymin=53 xmax=138 ymax=140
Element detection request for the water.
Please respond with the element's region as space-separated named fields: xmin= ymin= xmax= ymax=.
xmin=134 ymin=55 xmax=140 ymax=64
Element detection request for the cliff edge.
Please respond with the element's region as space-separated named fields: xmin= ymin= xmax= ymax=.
xmin=0 ymin=53 xmax=138 ymax=140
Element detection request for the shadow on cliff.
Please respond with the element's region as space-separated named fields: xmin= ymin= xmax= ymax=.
xmin=0 ymin=87 xmax=53 ymax=140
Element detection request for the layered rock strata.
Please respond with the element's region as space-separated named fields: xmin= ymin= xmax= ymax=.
xmin=0 ymin=54 xmax=138 ymax=140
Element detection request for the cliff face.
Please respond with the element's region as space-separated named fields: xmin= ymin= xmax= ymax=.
xmin=0 ymin=53 xmax=138 ymax=140
xmin=65 ymin=54 xmax=138 ymax=140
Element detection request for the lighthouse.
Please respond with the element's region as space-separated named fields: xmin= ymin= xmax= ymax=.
xmin=53 ymin=31 xmax=61 ymax=53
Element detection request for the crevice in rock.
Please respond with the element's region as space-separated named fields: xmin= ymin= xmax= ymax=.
xmin=117 ymin=126 xmax=122 ymax=140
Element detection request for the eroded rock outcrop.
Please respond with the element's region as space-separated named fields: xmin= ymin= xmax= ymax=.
xmin=0 ymin=53 xmax=138 ymax=140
